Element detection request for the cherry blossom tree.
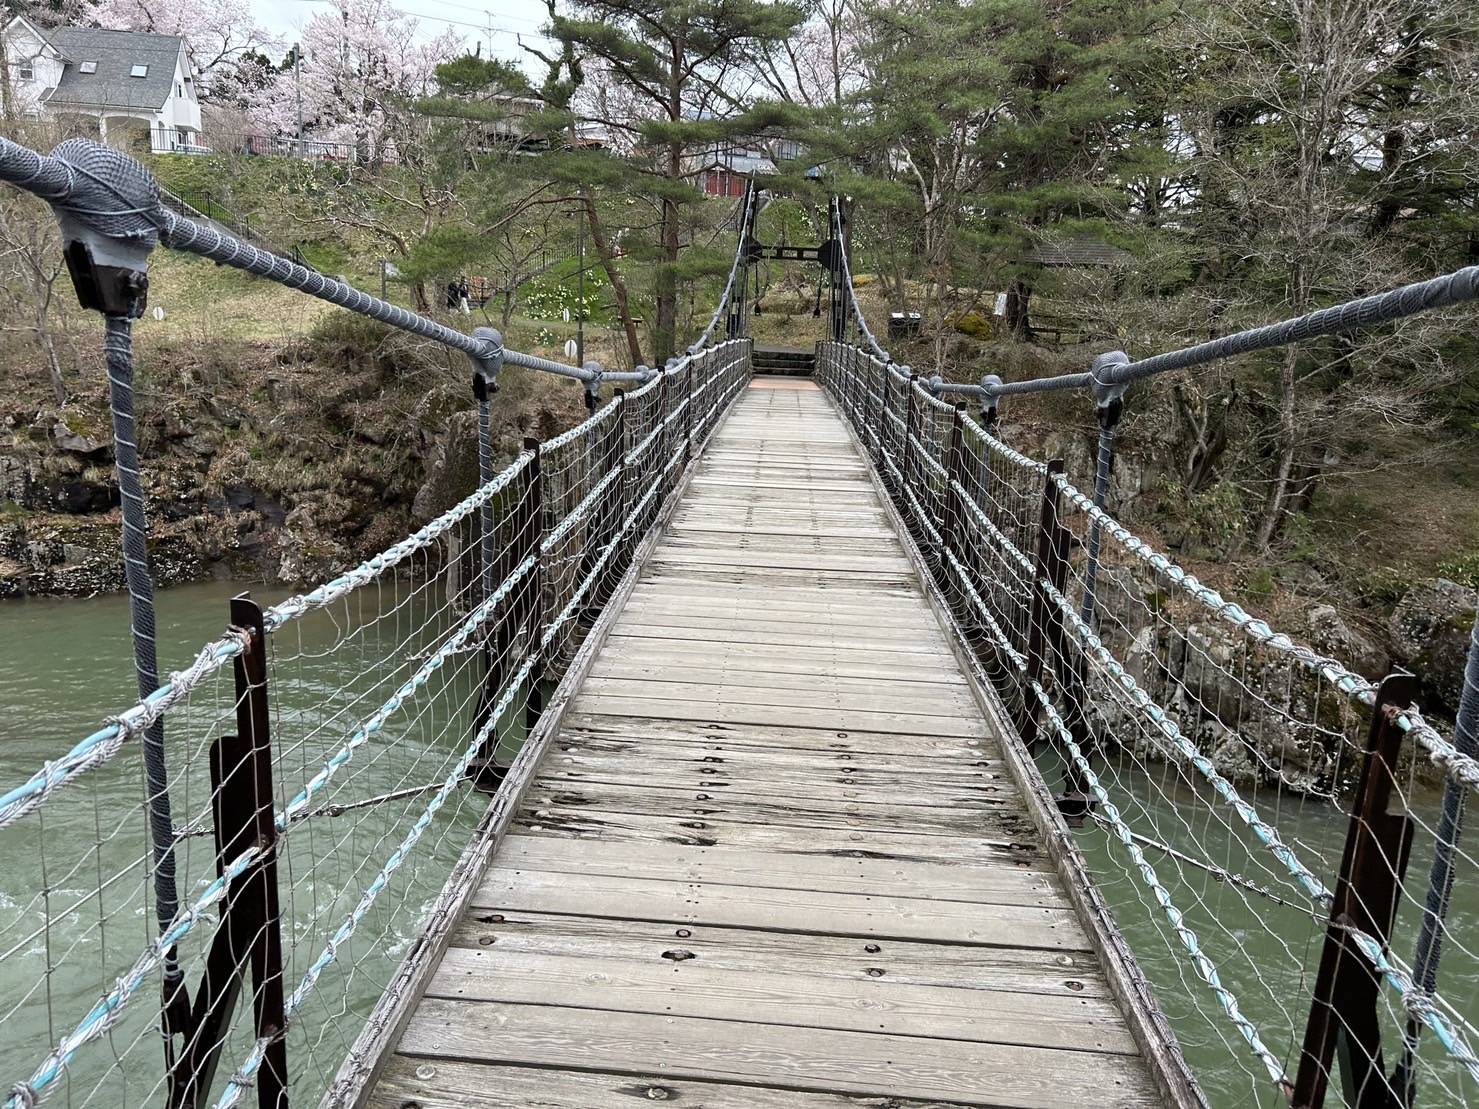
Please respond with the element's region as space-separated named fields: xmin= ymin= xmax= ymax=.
xmin=89 ymin=0 xmax=278 ymax=81
xmin=246 ymin=0 xmax=462 ymax=157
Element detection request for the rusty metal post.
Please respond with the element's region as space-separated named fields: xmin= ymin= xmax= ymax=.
xmin=942 ymin=405 xmax=968 ymax=607
xmin=1293 ymin=673 xmax=1419 ymax=1109
xmin=875 ymin=357 xmax=889 ymax=465
xmin=521 ymin=437 xmax=548 ymax=734
xmin=900 ymin=373 xmax=919 ymax=518
xmin=683 ymin=359 xmax=695 ymax=465
xmin=1016 ymin=459 xmax=1067 ymax=751
xmin=169 ymin=595 xmax=287 ymax=1109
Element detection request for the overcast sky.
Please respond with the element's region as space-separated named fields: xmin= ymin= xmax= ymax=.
xmin=250 ymin=0 xmax=559 ymax=70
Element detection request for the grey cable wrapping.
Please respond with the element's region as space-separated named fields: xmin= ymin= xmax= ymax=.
xmin=103 ymin=317 xmax=182 ymax=989
xmin=1395 ymin=604 xmax=1479 ymax=1100
xmin=0 ymin=136 xmax=599 ymax=378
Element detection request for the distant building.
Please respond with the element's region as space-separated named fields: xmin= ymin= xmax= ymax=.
xmin=692 ymin=136 xmax=803 ymax=197
xmin=1031 ymin=237 xmax=1133 ymax=269
xmin=2 ymin=16 xmax=203 ymax=149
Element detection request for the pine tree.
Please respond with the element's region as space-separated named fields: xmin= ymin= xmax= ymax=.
xmin=549 ymin=0 xmax=805 ymax=361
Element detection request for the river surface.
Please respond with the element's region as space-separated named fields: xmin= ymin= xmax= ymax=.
xmin=2 ymin=584 xmax=1477 ymax=1107
xmin=0 ymin=581 xmax=488 ymax=1109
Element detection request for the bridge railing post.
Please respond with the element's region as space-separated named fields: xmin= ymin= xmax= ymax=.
xmin=614 ymin=389 xmax=632 ymax=574
xmin=900 ymin=373 xmax=920 ymax=527
xmin=875 ymin=358 xmax=889 ymax=465
xmin=683 ymin=358 xmax=695 ymax=465
xmin=521 ymin=437 xmax=548 ymax=735
xmin=1292 ymin=674 xmax=1419 ymax=1109
xmin=1081 ymin=353 xmax=1128 ymax=629
xmin=1017 ymin=459 xmax=1067 ymax=751
xmin=943 ymin=404 xmax=969 ymax=621
xmin=169 ymin=594 xmax=288 ymax=1109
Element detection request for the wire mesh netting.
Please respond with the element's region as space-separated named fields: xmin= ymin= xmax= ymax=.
xmin=818 ymin=339 xmax=1479 ymax=1108
xmin=0 ymin=340 xmax=751 ymax=1109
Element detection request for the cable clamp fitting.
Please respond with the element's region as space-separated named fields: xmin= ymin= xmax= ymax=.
xmin=979 ymin=373 xmax=1003 ymax=428
xmin=470 ymin=327 xmax=504 ymax=400
xmin=1089 ymin=351 xmax=1130 ymax=428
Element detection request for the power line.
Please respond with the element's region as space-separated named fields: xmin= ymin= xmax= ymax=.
xmin=280 ymin=0 xmax=555 ymax=42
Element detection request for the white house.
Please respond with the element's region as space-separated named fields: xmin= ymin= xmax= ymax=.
xmin=2 ymin=16 xmax=202 ymax=150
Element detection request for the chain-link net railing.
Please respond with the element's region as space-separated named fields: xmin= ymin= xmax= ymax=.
xmin=0 ymin=338 xmax=751 ymax=1109
xmin=0 ymin=135 xmax=757 ymax=1109
xmin=820 ymin=315 xmax=1479 ymax=1108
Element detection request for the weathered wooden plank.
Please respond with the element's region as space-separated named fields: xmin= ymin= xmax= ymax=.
xmin=539 ymin=730 xmax=1002 ymax=791
xmin=426 ymin=947 xmax=1137 ymax=1054
xmin=609 ymin=612 xmax=940 ymax=638
xmin=577 ymin=677 xmax=975 ymax=717
xmin=512 ymin=802 xmax=1039 ymax=866
xmin=526 ymin=768 xmax=1035 ymax=828
xmin=497 ymin=836 xmax=1061 ymax=906
xmin=535 ymin=760 xmax=1000 ymax=812
xmin=570 ymin=693 xmax=991 ymax=739
xmin=593 ymin=644 xmax=964 ymax=683
xmin=625 ymin=586 xmax=929 ymax=614
xmin=396 ymin=1000 xmax=1159 ymax=1108
xmin=635 ymin=573 xmax=922 ymax=591
xmin=594 ymin=612 xmax=947 ymax=643
xmin=589 ymin=659 xmax=969 ymax=693
xmin=635 ymin=573 xmax=922 ymax=599
xmin=474 ymin=869 xmax=1087 ymax=950
xmin=444 ymin=911 xmax=1110 ymax=999
xmin=652 ymin=550 xmax=914 ymax=574
xmin=665 ymin=537 xmax=909 ymax=558
xmin=373 ymin=1057 xmax=972 ymax=1109
xmin=608 ymin=624 xmax=953 ymax=655
xmin=516 ymin=783 xmax=1032 ymax=844
xmin=556 ymin=715 xmax=987 ymax=757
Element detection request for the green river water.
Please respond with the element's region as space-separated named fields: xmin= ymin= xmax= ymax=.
xmin=2 ymin=582 xmax=1476 ymax=1107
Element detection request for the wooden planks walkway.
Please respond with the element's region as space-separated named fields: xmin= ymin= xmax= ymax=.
xmin=367 ymin=379 xmax=1163 ymax=1108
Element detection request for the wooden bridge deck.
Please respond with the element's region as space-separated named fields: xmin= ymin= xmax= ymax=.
xmin=365 ymin=380 xmax=1163 ymax=1108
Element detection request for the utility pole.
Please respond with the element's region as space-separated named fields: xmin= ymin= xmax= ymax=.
xmin=293 ymin=43 xmax=304 ymax=157
xmin=380 ymin=259 xmax=387 ymax=301
xmin=575 ymin=208 xmax=585 ymax=366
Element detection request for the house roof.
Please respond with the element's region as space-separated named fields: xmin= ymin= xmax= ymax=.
xmin=1032 ymin=237 xmax=1133 ymax=268
xmin=42 ymin=28 xmax=184 ymax=111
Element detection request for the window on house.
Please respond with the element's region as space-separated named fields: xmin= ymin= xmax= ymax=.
xmin=18 ymin=63 xmax=34 ymax=80
xmin=80 ymin=61 xmax=98 ymax=74
xmin=130 ymin=64 xmax=148 ymax=77
xmin=176 ymin=82 xmax=182 ymax=96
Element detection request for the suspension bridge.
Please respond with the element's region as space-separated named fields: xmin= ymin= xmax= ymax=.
xmin=1 ymin=137 xmax=1478 ymax=1109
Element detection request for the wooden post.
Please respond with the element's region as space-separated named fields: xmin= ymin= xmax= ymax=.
xmin=1293 ymin=673 xmax=1418 ymax=1109
xmin=168 ymin=595 xmax=287 ymax=1109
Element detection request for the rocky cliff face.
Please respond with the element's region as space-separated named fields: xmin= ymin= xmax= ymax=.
xmin=1389 ymin=578 xmax=1479 ymax=716
xmin=0 ymin=328 xmax=586 ymax=598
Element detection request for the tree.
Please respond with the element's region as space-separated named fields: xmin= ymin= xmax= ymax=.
xmin=851 ymin=0 xmax=1154 ymax=346
xmin=0 ymin=126 xmax=71 ymax=406
xmin=396 ymin=53 xmax=580 ymax=321
xmin=1178 ymin=0 xmax=1477 ymax=549
xmin=90 ymin=0 xmax=278 ymax=84
xmin=247 ymin=0 xmax=460 ymax=159
xmin=548 ymin=0 xmax=805 ymax=361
